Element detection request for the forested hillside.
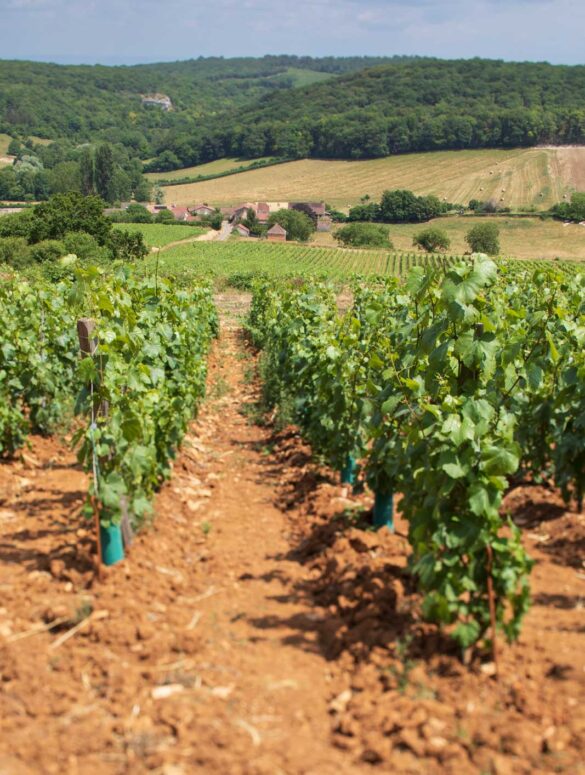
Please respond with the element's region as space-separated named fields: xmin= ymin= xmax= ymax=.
xmin=1 ymin=56 xmax=585 ymax=176
xmin=157 ymin=59 xmax=585 ymax=167
xmin=0 ymin=55 xmax=399 ymax=149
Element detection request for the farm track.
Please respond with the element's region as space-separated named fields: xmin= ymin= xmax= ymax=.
xmin=157 ymin=228 xmax=219 ymax=253
xmin=0 ymin=294 xmax=584 ymax=774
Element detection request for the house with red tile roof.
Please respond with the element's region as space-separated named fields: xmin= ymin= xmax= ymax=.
xmin=190 ymin=204 xmax=216 ymax=217
xmin=256 ymin=202 xmax=271 ymax=223
xmin=266 ymin=223 xmax=287 ymax=242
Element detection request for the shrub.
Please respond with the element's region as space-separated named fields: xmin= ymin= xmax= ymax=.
xmin=0 ymin=237 xmax=31 ymax=268
xmin=413 ymin=227 xmax=451 ymax=253
xmin=552 ymin=192 xmax=585 ymax=222
xmin=63 ymin=231 xmax=103 ymax=261
xmin=200 ymin=212 xmax=223 ymax=230
xmin=0 ymin=210 xmax=35 ymax=240
xmin=29 ymin=240 xmax=65 ymax=263
xmin=465 ymin=223 xmax=500 ymax=255
xmin=109 ymin=230 xmax=149 ymax=261
xmin=347 ymin=202 xmax=380 ymax=222
xmin=267 ymin=209 xmax=315 ymax=242
xmin=117 ymin=204 xmax=153 ymax=223
xmin=325 ymin=205 xmax=347 ymax=223
xmin=154 ymin=209 xmax=177 ymax=224
xmin=335 ymin=222 xmax=393 ymax=248
xmin=29 ymin=193 xmax=111 ymax=245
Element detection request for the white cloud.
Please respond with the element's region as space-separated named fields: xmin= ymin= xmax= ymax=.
xmin=1 ymin=0 xmax=583 ymax=64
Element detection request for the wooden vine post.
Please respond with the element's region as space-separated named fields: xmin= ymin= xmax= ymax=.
xmin=486 ymin=543 xmax=499 ymax=679
xmin=77 ymin=318 xmax=126 ymax=568
xmin=77 ymin=317 xmax=97 ymax=361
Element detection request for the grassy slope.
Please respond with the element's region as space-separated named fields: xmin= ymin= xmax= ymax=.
xmin=314 ymin=216 xmax=585 ymax=261
xmin=145 ymin=157 xmax=274 ymax=183
xmin=272 ymin=67 xmax=336 ymax=88
xmin=163 ymin=148 xmax=585 ymax=209
xmin=113 ymin=222 xmax=205 ymax=248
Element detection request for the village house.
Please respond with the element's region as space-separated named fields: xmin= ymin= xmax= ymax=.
xmin=190 ymin=203 xmax=216 ymax=217
xmin=169 ymin=206 xmax=197 ymax=222
xmin=290 ymin=201 xmax=331 ymax=231
xmin=267 ymin=201 xmax=289 ymax=213
xmin=256 ymin=202 xmax=271 ymax=223
xmin=266 ymin=223 xmax=287 ymax=242
xmin=220 ymin=206 xmax=236 ymax=220
xmin=231 ymin=202 xmax=255 ymax=223
xmin=290 ymin=202 xmax=326 ymax=218
xmin=234 ymin=223 xmax=250 ymax=237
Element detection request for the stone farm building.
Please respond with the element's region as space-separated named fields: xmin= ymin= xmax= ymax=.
xmin=267 ymin=223 xmax=287 ymax=242
xmin=290 ymin=202 xmax=332 ymax=231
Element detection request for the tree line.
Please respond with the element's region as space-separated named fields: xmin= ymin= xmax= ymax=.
xmin=0 ymin=192 xmax=148 ymax=276
xmin=0 ymin=140 xmax=151 ymax=203
xmin=2 ymin=57 xmax=585 ymax=173
xmin=147 ymin=59 xmax=585 ymax=170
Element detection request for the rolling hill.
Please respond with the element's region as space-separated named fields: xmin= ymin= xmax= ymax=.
xmin=1 ymin=56 xmax=584 ymax=172
xmin=154 ymin=58 xmax=585 ymax=168
xmin=0 ymin=55 xmax=399 ymax=145
xmin=159 ymin=147 xmax=585 ymax=210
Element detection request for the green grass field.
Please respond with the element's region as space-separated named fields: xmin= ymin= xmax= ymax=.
xmin=270 ymin=67 xmax=335 ymax=88
xmin=164 ymin=147 xmax=585 ymax=210
xmin=145 ymin=157 xmax=275 ymax=183
xmin=143 ymin=240 xmax=585 ymax=286
xmin=113 ymin=222 xmax=205 ymax=248
xmin=314 ymin=216 xmax=585 ymax=262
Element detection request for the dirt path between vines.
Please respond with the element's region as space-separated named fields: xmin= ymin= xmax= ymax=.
xmin=0 ymin=304 xmax=363 ymax=775
xmin=153 ymin=227 xmax=219 ymax=255
xmin=0 ymin=295 xmax=584 ymax=775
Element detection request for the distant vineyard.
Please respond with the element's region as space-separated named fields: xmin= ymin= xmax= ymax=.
xmin=112 ymin=223 xmax=205 ymax=248
xmin=151 ymin=240 xmax=585 ymax=283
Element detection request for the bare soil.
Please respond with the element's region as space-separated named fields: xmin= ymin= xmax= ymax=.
xmin=0 ymin=316 xmax=584 ymax=775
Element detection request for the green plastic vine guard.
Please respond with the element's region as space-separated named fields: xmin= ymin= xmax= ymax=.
xmin=373 ymin=491 xmax=394 ymax=531
xmin=100 ymin=523 xmax=125 ymax=566
xmin=340 ymin=454 xmax=358 ymax=485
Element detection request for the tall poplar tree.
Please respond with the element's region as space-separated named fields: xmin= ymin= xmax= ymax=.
xmin=95 ymin=144 xmax=115 ymax=203
xmin=79 ymin=147 xmax=95 ymax=196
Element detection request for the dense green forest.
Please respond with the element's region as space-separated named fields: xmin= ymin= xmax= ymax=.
xmin=0 ymin=55 xmax=400 ymax=149
xmin=158 ymin=59 xmax=585 ymax=167
xmin=1 ymin=56 xmax=584 ymax=187
xmin=0 ymin=140 xmax=150 ymax=202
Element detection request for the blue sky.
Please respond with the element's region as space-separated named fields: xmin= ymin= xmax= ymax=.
xmin=2 ymin=0 xmax=583 ymax=65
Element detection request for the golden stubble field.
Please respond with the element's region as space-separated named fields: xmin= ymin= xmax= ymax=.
xmin=162 ymin=147 xmax=585 ymax=209
xmin=312 ymin=216 xmax=585 ymax=261
xmin=145 ymin=157 xmax=275 ymax=182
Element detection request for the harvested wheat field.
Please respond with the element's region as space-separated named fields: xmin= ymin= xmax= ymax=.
xmin=163 ymin=147 xmax=585 ymax=210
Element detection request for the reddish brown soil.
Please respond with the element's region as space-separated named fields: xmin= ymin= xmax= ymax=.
xmin=0 ymin=317 xmax=584 ymax=775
